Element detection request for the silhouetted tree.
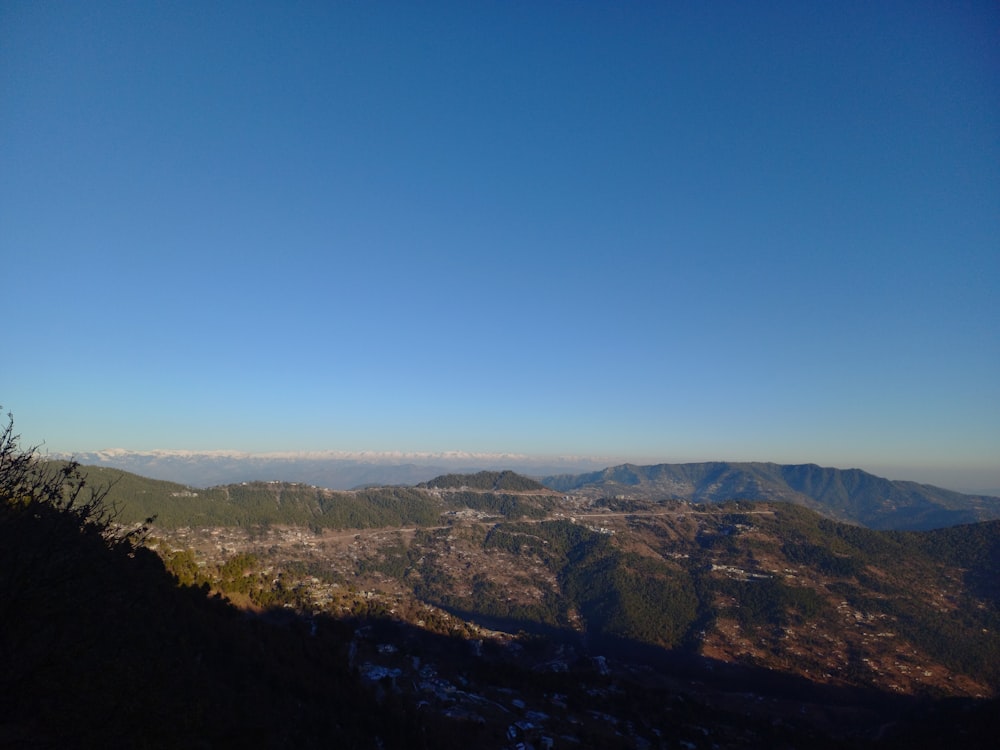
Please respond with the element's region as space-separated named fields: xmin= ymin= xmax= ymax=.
xmin=0 ymin=408 xmax=152 ymax=546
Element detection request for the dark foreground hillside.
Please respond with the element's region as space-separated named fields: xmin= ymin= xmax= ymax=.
xmin=0 ymin=484 xmax=423 ymax=748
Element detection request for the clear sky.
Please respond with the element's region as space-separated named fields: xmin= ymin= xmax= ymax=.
xmin=2 ymin=1 xmax=998 ymax=490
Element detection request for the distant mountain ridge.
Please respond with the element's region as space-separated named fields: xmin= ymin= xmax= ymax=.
xmin=62 ymin=454 xmax=1000 ymax=531
xmin=57 ymin=449 xmax=612 ymax=490
xmin=542 ymin=462 xmax=1000 ymax=531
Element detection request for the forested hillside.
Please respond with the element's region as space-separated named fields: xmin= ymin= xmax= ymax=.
xmin=419 ymin=470 xmax=549 ymax=492
xmin=542 ymin=462 xmax=1000 ymax=530
xmin=68 ymin=460 xmax=1000 ymax=533
xmin=403 ymin=503 xmax=1000 ymax=694
xmin=68 ymin=464 xmax=562 ymax=529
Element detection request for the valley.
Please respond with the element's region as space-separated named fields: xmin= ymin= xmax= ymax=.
xmin=151 ymin=501 xmax=995 ymax=701
xmin=132 ymin=472 xmax=999 ymax=748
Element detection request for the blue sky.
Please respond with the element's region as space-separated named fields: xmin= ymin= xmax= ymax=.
xmin=2 ymin=1 xmax=998 ymax=490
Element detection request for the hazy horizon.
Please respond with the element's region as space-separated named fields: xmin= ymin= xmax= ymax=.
xmin=3 ymin=2 xmax=997 ymax=501
xmin=40 ymin=444 xmax=1000 ymax=496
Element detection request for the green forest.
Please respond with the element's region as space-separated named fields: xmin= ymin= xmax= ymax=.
xmin=69 ymin=464 xmax=559 ymax=529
